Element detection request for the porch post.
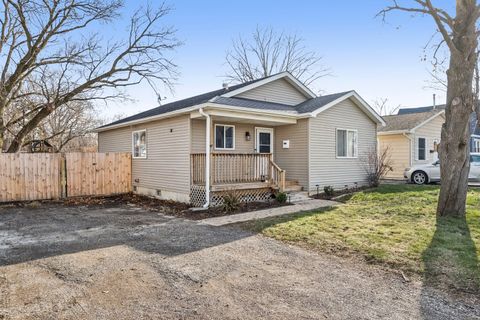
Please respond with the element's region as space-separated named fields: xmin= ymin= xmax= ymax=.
xmin=199 ymin=108 xmax=210 ymax=207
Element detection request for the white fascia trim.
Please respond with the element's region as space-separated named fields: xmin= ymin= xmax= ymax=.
xmin=304 ymin=91 xmax=386 ymax=126
xmin=221 ymin=72 xmax=316 ymax=99
xmin=94 ymin=105 xmax=201 ymax=132
xmin=410 ymin=110 xmax=445 ymax=133
xmin=377 ymin=130 xmax=411 ymax=136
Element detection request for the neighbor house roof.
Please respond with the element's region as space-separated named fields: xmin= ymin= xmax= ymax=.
xmin=379 ymin=110 xmax=444 ymax=133
xmin=397 ymin=105 xmax=446 ymax=115
xmin=98 ymin=72 xmax=385 ymax=131
xmin=396 ymin=104 xmax=480 ymax=136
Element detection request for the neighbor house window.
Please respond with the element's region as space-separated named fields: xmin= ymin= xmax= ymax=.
xmin=336 ymin=129 xmax=357 ymax=158
xmin=417 ymin=137 xmax=426 ymax=160
xmin=473 ymin=138 xmax=480 ymax=153
xmin=215 ymin=124 xmax=235 ymax=150
xmin=132 ymin=130 xmax=147 ymax=158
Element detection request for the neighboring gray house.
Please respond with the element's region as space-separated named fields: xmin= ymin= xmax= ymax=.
xmin=96 ymin=72 xmax=385 ymax=206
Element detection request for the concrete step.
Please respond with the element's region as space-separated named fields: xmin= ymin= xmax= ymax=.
xmin=283 ymin=185 xmax=303 ymax=192
xmin=285 ymin=180 xmax=299 ymax=186
xmin=286 ymin=191 xmax=311 ymax=203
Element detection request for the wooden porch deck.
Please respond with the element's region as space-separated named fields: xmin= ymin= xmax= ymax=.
xmin=191 ymin=153 xmax=285 ymax=191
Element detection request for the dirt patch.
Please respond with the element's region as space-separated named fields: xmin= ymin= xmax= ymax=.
xmin=0 ymin=193 xmax=290 ymax=220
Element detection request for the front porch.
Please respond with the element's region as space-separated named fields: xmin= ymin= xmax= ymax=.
xmin=190 ymin=153 xmax=286 ymax=207
xmin=189 ymin=106 xmax=307 ymax=207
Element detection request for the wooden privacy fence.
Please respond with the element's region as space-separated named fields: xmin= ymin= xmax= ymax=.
xmin=0 ymin=152 xmax=131 ymax=202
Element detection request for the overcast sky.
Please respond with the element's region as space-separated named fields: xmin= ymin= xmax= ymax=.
xmin=100 ymin=0 xmax=451 ymax=119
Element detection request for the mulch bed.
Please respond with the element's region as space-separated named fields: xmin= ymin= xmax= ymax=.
xmin=311 ymin=186 xmax=371 ymax=201
xmin=1 ymin=193 xmax=290 ymax=220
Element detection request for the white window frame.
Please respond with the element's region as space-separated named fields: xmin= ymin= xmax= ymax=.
xmin=214 ymin=124 xmax=235 ymax=150
xmin=132 ymin=129 xmax=147 ymax=159
xmin=336 ymin=128 xmax=358 ymax=159
xmin=473 ymin=138 xmax=480 ymax=153
xmin=417 ymin=136 xmax=427 ymax=161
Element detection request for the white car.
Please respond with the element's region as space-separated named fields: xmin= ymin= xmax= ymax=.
xmin=404 ymin=153 xmax=480 ymax=185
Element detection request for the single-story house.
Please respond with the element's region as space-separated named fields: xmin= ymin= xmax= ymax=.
xmin=96 ymin=72 xmax=385 ymax=207
xmin=378 ymin=104 xmax=480 ymax=179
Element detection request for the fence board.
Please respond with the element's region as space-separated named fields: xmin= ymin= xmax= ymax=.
xmin=0 ymin=152 xmax=132 ymax=202
xmin=65 ymin=152 xmax=131 ymax=197
xmin=0 ymin=153 xmax=62 ymax=202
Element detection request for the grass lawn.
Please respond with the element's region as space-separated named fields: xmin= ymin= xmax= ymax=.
xmin=241 ymin=185 xmax=480 ymax=294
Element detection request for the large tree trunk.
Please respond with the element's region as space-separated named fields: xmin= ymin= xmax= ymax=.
xmin=437 ymin=0 xmax=478 ymax=217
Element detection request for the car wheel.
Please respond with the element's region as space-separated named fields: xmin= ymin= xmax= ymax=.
xmin=412 ymin=171 xmax=428 ymax=185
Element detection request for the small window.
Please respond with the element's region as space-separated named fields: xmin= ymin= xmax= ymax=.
xmin=132 ymin=130 xmax=147 ymax=158
xmin=215 ymin=124 xmax=235 ymax=150
xmin=473 ymin=139 xmax=480 ymax=153
xmin=418 ymin=137 xmax=426 ymax=161
xmin=336 ymin=129 xmax=357 ymax=158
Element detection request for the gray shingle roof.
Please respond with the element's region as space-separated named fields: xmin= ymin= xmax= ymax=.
xmin=99 ymin=72 xmax=356 ymax=130
xmin=211 ymin=96 xmax=297 ymax=113
xmin=295 ymin=91 xmax=353 ymax=113
xmin=397 ymin=105 xmax=446 ymax=115
xmin=379 ymin=110 xmax=443 ymax=132
xmin=99 ymin=76 xmax=275 ymax=128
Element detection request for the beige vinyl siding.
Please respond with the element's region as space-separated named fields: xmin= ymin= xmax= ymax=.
xmin=98 ymin=127 xmax=131 ymax=153
xmin=98 ymin=115 xmax=191 ymax=200
xmin=235 ymin=78 xmax=308 ymax=105
xmin=308 ymin=98 xmax=377 ymax=191
xmin=378 ymin=134 xmax=411 ymax=178
xmin=412 ymin=114 xmax=443 ymax=165
xmin=274 ymin=119 xmax=309 ymax=189
xmin=191 ymin=119 xmax=258 ymax=153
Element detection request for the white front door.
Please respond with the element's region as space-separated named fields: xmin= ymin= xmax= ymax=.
xmin=255 ymin=127 xmax=273 ymax=181
xmin=255 ymin=127 xmax=274 ymax=154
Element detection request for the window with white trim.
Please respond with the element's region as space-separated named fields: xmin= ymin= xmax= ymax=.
xmin=336 ymin=129 xmax=357 ymax=158
xmin=215 ymin=124 xmax=235 ymax=150
xmin=473 ymin=138 xmax=480 ymax=153
xmin=417 ymin=137 xmax=426 ymax=160
xmin=132 ymin=130 xmax=147 ymax=158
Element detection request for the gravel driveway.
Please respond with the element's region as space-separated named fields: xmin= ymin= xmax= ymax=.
xmin=0 ymin=204 xmax=478 ymax=320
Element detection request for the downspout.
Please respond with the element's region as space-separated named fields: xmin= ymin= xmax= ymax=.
xmin=199 ymin=108 xmax=210 ymax=208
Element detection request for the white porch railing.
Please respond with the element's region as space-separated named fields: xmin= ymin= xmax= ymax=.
xmin=191 ymin=153 xmax=285 ymax=191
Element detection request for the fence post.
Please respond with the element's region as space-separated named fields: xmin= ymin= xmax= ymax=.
xmin=60 ymin=154 xmax=67 ymax=198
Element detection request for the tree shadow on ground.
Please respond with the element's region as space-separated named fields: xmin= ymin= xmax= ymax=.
xmin=0 ymin=205 xmax=254 ymax=266
xmin=420 ymin=215 xmax=480 ymax=319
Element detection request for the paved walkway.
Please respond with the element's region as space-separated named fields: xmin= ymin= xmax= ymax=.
xmin=201 ymin=199 xmax=339 ymax=226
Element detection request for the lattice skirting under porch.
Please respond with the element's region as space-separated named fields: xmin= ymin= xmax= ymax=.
xmin=190 ymin=186 xmax=274 ymax=207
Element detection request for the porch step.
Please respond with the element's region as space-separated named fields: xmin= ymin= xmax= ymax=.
xmin=283 ymin=185 xmax=303 ymax=192
xmin=286 ymin=191 xmax=311 ymax=203
xmin=283 ymin=180 xmax=303 ymax=192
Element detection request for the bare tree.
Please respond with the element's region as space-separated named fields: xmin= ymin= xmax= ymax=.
xmin=0 ymin=0 xmax=180 ymax=153
xmin=31 ymin=101 xmax=101 ymax=152
xmin=361 ymin=146 xmax=393 ymax=187
xmin=225 ymin=26 xmax=328 ymax=87
xmin=379 ymin=1 xmax=479 ymax=217
xmin=372 ymin=98 xmax=400 ymax=116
